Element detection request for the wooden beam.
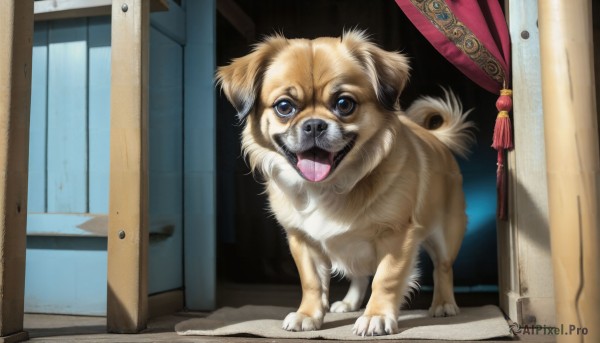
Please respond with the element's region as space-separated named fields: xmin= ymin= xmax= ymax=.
xmin=35 ymin=0 xmax=113 ymax=20
xmin=184 ymin=0 xmax=217 ymax=311
xmin=538 ymin=0 xmax=600 ymax=341
xmin=0 ymin=1 xmax=33 ymax=342
xmin=217 ymin=0 xmax=255 ymax=43
xmin=499 ymin=0 xmax=555 ymax=326
xmin=107 ymin=0 xmax=150 ymax=334
xmin=34 ymin=0 xmax=167 ymax=21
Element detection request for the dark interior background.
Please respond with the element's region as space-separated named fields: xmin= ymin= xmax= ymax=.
xmin=215 ymin=0 xmax=499 ymax=292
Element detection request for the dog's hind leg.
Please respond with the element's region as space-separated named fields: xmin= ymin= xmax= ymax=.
xmin=330 ymin=276 xmax=369 ymax=313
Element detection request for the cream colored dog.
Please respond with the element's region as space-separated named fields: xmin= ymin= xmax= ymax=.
xmin=217 ymin=30 xmax=473 ymax=336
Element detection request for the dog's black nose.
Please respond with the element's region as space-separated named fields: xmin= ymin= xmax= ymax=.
xmin=303 ymin=119 xmax=328 ymax=137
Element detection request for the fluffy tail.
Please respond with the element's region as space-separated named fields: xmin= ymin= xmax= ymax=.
xmin=404 ymin=89 xmax=475 ymax=158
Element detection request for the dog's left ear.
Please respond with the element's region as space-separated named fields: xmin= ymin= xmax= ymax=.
xmin=216 ymin=36 xmax=288 ymax=120
xmin=342 ymin=30 xmax=410 ymax=111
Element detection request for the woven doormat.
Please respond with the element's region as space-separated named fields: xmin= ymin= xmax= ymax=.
xmin=175 ymin=305 xmax=512 ymax=340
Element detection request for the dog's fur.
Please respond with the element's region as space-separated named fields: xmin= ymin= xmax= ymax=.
xmin=217 ymin=30 xmax=473 ymax=336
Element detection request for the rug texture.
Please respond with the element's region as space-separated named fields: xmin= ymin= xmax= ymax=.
xmin=175 ymin=305 xmax=512 ymax=340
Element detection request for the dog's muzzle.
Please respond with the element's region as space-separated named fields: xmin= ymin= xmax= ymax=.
xmin=275 ymin=119 xmax=357 ymax=182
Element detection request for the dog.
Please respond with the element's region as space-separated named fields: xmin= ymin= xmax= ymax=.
xmin=216 ymin=30 xmax=473 ymax=336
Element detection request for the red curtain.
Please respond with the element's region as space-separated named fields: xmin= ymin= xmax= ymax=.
xmin=395 ymin=0 xmax=512 ymax=219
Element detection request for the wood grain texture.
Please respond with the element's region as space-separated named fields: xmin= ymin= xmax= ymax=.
xmin=33 ymin=0 xmax=168 ymax=21
xmin=0 ymin=0 xmax=33 ymax=339
xmin=106 ymin=0 xmax=150 ymax=333
xmin=499 ymin=0 xmax=555 ymax=326
xmin=88 ymin=16 xmax=111 ymax=214
xmin=24 ymin=236 xmax=107 ymax=316
xmin=47 ymin=18 xmax=88 ymax=213
xmin=539 ymin=0 xmax=600 ymax=341
xmin=28 ymin=22 xmax=48 ymax=213
xmin=25 ymin=18 xmax=110 ymax=317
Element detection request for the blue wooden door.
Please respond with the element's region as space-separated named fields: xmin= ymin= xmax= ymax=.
xmin=25 ymin=9 xmax=188 ymax=314
xmin=26 ymin=18 xmax=111 ymax=315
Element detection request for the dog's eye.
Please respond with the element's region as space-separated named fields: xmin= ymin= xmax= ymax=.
xmin=334 ymin=97 xmax=356 ymax=116
xmin=274 ymin=100 xmax=296 ymax=117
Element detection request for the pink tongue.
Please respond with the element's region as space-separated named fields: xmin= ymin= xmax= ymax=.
xmin=297 ymin=150 xmax=333 ymax=182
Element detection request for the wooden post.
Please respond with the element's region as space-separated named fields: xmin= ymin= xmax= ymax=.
xmin=498 ymin=0 xmax=555 ymax=326
xmin=0 ymin=1 xmax=33 ymax=342
xmin=538 ymin=0 xmax=600 ymax=341
xmin=107 ymin=0 xmax=149 ymax=333
xmin=184 ymin=0 xmax=217 ymax=311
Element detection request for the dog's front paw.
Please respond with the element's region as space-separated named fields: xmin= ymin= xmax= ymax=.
xmin=429 ymin=302 xmax=460 ymax=317
xmin=282 ymin=311 xmax=323 ymax=331
xmin=330 ymin=300 xmax=359 ymax=313
xmin=352 ymin=314 xmax=398 ymax=336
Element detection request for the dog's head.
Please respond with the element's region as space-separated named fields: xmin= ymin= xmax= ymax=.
xmin=217 ymin=30 xmax=410 ymax=186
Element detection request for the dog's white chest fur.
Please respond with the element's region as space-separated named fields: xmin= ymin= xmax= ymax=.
xmin=324 ymin=234 xmax=377 ymax=277
xmin=307 ymin=209 xmax=378 ymax=277
xmin=269 ymin=180 xmax=378 ymax=277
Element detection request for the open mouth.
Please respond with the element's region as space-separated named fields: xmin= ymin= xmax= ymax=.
xmin=276 ymin=135 xmax=357 ymax=182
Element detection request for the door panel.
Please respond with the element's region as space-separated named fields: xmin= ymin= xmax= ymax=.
xmin=25 ymin=237 xmax=107 ymax=315
xmin=26 ymin=14 xmax=187 ymax=314
xmin=47 ymin=19 xmax=88 ymax=213
xmin=26 ymin=18 xmax=110 ymax=315
xmin=88 ymin=17 xmax=112 ymax=214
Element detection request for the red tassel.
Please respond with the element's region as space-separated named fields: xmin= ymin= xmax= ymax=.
xmin=492 ymin=89 xmax=513 ymax=150
xmin=492 ymin=89 xmax=513 ymax=220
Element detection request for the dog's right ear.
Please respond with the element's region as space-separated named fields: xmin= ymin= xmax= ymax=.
xmin=342 ymin=30 xmax=410 ymax=112
xmin=216 ymin=36 xmax=288 ymax=120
